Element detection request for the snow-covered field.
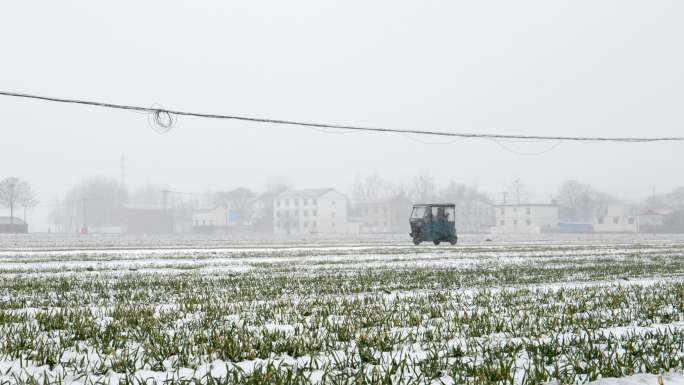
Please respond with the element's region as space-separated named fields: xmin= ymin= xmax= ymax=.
xmin=1 ymin=234 xmax=684 ymax=384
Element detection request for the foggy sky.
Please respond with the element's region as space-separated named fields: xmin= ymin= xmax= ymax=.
xmin=1 ymin=1 xmax=683 ymax=230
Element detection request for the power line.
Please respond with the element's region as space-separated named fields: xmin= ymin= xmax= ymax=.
xmin=489 ymin=139 xmax=563 ymax=156
xmin=0 ymin=90 xmax=683 ymax=143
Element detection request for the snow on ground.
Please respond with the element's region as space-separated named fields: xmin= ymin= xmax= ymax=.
xmin=2 ymin=232 xmax=684 ymax=251
xmin=578 ymin=372 xmax=684 ymax=385
xmin=1 ymin=234 xmax=684 ymax=384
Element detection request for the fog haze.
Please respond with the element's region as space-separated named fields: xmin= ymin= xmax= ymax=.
xmin=1 ymin=1 xmax=683 ymax=230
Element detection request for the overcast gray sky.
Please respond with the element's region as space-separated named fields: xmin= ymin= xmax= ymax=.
xmin=1 ymin=1 xmax=683 ymax=229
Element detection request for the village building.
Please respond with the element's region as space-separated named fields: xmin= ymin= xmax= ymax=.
xmin=273 ymin=189 xmax=350 ymax=235
xmin=638 ymin=208 xmax=672 ymax=233
xmin=192 ymin=205 xmax=228 ymax=233
xmin=593 ymin=205 xmax=638 ymax=233
xmin=191 ymin=205 xmax=243 ymax=233
xmin=492 ymin=204 xmax=559 ymax=234
xmin=0 ymin=217 xmax=28 ymax=234
xmin=119 ymin=203 xmax=171 ymax=234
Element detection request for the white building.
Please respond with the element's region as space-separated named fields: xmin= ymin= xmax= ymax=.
xmin=594 ymin=205 xmax=638 ymax=233
xmin=193 ymin=205 xmax=230 ymax=233
xmin=492 ymin=204 xmax=559 ymax=234
xmin=273 ymin=189 xmax=350 ymax=235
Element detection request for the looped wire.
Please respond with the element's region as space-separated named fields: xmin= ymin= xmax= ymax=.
xmin=147 ymin=104 xmax=176 ymax=134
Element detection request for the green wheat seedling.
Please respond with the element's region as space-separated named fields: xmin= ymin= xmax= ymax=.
xmin=1 ymin=242 xmax=684 ymax=384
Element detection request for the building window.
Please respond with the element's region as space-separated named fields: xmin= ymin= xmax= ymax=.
xmin=513 ymin=219 xmax=518 ymax=225
xmin=285 ymin=199 xmax=290 ymax=206
xmin=276 ymin=221 xmax=281 ymax=228
xmin=332 ymin=222 xmax=335 ymax=227
xmin=209 ymin=220 xmax=214 ymax=226
xmin=598 ymin=218 xmax=604 ymax=225
xmin=526 ymin=219 xmax=531 ymax=226
xmin=276 ymin=200 xmax=281 ymax=207
xmin=332 ymin=201 xmax=335 ymax=206
xmin=294 ymin=199 xmax=299 ymax=206
xmin=303 ymin=210 xmax=308 ymax=216
xmin=613 ymin=217 xmax=619 ymax=224
xmin=526 ymin=208 xmax=531 ymax=215
xmin=332 ymin=212 xmax=336 ymax=217
xmin=513 ymin=207 xmax=518 ymax=212
xmin=294 ymin=211 xmax=299 ymax=217
xmin=303 ymin=199 xmax=308 ymax=206
xmin=500 ymin=220 xmax=505 ymax=226
xmin=312 ymin=221 xmax=317 ymax=227
xmin=312 ymin=209 xmax=318 ymax=216
xmin=628 ymin=217 xmax=635 ymax=224
xmin=500 ymin=208 xmax=504 ymax=215
xmin=202 ymin=220 xmax=206 ymax=225
xmin=276 ymin=212 xmax=281 ymax=218
xmin=383 ymin=207 xmax=388 ymax=213
xmin=303 ymin=221 xmax=309 ymax=228
xmin=312 ymin=199 xmax=317 ymax=205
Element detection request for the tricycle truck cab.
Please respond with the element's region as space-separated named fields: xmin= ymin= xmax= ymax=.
xmin=409 ymin=203 xmax=458 ymax=246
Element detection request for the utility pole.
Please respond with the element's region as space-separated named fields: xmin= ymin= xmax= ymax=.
xmin=8 ymin=183 xmax=14 ymax=225
xmin=162 ymin=190 xmax=170 ymax=232
xmin=81 ymin=197 xmax=88 ymax=233
xmin=512 ymin=178 xmax=522 ymax=205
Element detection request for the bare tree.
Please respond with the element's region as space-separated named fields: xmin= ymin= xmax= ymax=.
xmin=131 ymin=182 xmax=166 ymax=204
xmin=440 ymin=181 xmax=491 ymax=204
xmin=0 ymin=177 xmax=38 ymax=225
xmin=409 ymin=173 xmax=437 ymax=202
xmin=556 ymin=180 xmax=617 ymax=222
xmin=645 ymin=187 xmax=684 ymax=209
xmin=352 ymin=174 xmax=395 ymax=201
xmin=50 ymin=176 xmax=124 ymax=231
xmin=214 ymin=187 xmax=256 ymax=225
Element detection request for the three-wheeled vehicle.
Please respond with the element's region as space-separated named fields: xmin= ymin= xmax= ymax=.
xmin=409 ymin=203 xmax=458 ymax=245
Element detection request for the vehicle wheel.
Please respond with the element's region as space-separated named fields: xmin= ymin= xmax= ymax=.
xmin=413 ymin=237 xmax=422 ymax=246
xmin=433 ymin=240 xmax=441 ymax=245
xmin=449 ymin=236 xmax=458 ymax=245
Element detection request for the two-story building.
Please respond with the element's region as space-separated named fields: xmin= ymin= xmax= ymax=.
xmin=492 ymin=203 xmax=559 ymax=234
xmin=273 ymin=188 xmax=349 ymax=235
xmin=593 ymin=205 xmax=638 ymax=233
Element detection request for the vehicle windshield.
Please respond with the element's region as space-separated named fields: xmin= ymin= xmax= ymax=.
xmin=410 ymin=206 xmax=426 ymax=219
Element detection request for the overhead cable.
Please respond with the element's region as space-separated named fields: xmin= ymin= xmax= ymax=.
xmin=0 ymin=90 xmax=682 ymax=143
